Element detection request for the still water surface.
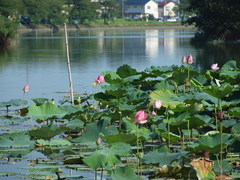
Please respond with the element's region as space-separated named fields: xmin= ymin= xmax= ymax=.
xmin=0 ymin=27 xmax=239 ymax=106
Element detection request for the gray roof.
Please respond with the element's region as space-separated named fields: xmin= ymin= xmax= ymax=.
xmin=125 ymin=0 xmax=152 ymax=5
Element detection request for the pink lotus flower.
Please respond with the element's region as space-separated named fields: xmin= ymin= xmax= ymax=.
xmin=95 ymin=75 xmax=105 ymax=84
xmin=153 ymin=100 xmax=162 ymax=109
xmin=187 ymin=54 xmax=193 ymax=65
xmin=182 ymin=56 xmax=186 ymax=63
xmin=134 ymin=110 xmax=148 ymax=124
xmin=211 ymin=63 xmax=219 ymax=71
xmin=151 ymin=110 xmax=156 ymax=115
xmin=23 ymin=84 xmax=29 ymax=92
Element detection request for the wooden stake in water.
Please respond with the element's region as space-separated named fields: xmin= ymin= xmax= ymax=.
xmin=64 ymin=23 xmax=74 ymax=105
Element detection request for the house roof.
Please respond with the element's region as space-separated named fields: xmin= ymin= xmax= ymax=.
xmin=158 ymin=0 xmax=175 ymax=6
xmin=125 ymin=0 xmax=154 ymax=5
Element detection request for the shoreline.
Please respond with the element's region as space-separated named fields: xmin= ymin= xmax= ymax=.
xmin=18 ymin=23 xmax=195 ymax=32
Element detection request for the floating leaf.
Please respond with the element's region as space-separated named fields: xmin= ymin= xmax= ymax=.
xmin=0 ymin=132 xmax=34 ymax=148
xmin=0 ymin=99 xmax=27 ymax=108
xmin=142 ymin=151 xmax=188 ymax=166
xmin=110 ymin=167 xmax=140 ymax=180
xmin=28 ymin=103 xmax=68 ymax=120
xmin=29 ymin=125 xmax=70 ymax=141
xmin=36 ymin=139 xmax=71 ymax=147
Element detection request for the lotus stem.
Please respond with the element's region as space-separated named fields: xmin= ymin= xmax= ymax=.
xmin=100 ymin=167 xmax=103 ymax=180
xmin=136 ymin=124 xmax=140 ymax=175
xmin=220 ymin=121 xmax=223 ymax=175
xmin=188 ymin=120 xmax=191 ymax=143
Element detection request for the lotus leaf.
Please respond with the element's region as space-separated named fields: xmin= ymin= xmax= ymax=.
xmin=102 ymin=84 xmax=128 ymax=98
xmin=187 ymin=133 xmax=235 ymax=153
xmin=103 ymin=133 xmax=137 ymax=144
xmin=32 ymin=98 xmax=52 ymax=106
xmin=71 ymin=119 xmax=118 ymax=144
xmin=83 ymin=148 xmax=121 ymax=169
xmin=110 ymin=167 xmax=140 ymax=180
xmin=29 ymin=125 xmax=70 ymax=141
xmin=149 ymin=89 xmax=183 ymax=108
xmin=142 ymin=151 xmax=188 ymax=166
xmin=228 ymin=107 xmax=240 ymax=119
xmin=0 ymin=99 xmax=27 ymax=108
xmin=220 ymin=60 xmax=239 ymax=78
xmin=28 ymin=103 xmax=68 ymax=120
xmin=101 ymin=71 xmax=122 ymax=84
xmin=116 ymin=64 xmax=138 ymax=78
xmin=202 ymin=83 xmax=233 ymax=99
xmin=36 ymin=139 xmax=71 ymax=147
xmin=0 ymin=132 xmax=34 ymax=148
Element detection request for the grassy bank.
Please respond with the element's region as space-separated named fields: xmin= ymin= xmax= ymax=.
xmin=18 ymin=18 xmax=194 ymax=31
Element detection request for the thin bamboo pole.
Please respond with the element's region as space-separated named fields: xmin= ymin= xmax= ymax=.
xmin=64 ymin=23 xmax=74 ymax=105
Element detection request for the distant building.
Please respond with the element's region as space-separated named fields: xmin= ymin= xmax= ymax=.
xmin=158 ymin=1 xmax=176 ymax=19
xmin=124 ymin=0 xmax=159 ymax=19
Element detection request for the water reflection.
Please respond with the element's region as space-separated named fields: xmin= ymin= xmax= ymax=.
xmin=0 ymin=28 xmax=238 ymax=105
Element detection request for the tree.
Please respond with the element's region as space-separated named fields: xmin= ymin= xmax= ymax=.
xmin=183 ymin=0 xmax=240 ymax=42
xmin=68 ymin=0 xmax=100 ymax=24
xmin=21 ymin=0 xmax=66 ymax=24
xmin=0 ymin=15 xmax=18 ymax=44
xmin=100 ymin=0 xmax=120 ymax=25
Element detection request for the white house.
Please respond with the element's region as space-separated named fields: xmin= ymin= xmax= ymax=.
xmin=124 ymin=0 xmax=159 ymax=19
xmin=158 ymin=1 xmax=177 ymax=19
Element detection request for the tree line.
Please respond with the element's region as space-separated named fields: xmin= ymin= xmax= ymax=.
xmin=1 ymin=0 xmax=240 ymax=42
xmin=0 ymin=0 xmax=121 ymax=25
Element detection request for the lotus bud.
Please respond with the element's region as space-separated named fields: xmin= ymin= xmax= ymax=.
xmin=134 ymin=110 xmax=148 ymax=124
xmin=95 ymin=75 xmax=105 ymax=84
xmin=153 ymin=100 xmax=162 ymax=109
xmin=187 ymin=54 xmax=193 ymax=65
xmin=96 ymin=137 xmax=101 ymax=145
xmin=23 ymin=84 xmax=29 ymax=92
xmin=182 ymin=56 xmax=186 ymax=63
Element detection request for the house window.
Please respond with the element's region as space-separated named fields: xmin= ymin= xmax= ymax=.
xmin=166 ymin=6 xmax=170 ymax=11
xmin=147 ymin=6 xmax=151 ymax=9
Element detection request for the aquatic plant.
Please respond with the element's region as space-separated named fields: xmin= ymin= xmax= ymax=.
xmin=0 ymin=60 xmax=239 ymax=179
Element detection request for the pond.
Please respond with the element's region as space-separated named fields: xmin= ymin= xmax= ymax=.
xmin=0 ymin=27 xmax=240 ymax=180
xmin=1 ymin=27 xmax=239 ymax=105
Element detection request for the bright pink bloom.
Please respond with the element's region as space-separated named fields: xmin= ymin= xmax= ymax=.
xmin=134 ymin=110 xmax=148 ymax=124
xmin=182 ymin=56 xmax=186 ymax=63
xmin=187 ymin=54 xmax=193 ymax=65
xmin=153 ymin=100 xmax=162 ymax=109
xmin=95 ymin=75 xmax=105 ymax=84
xmin=211 ymin=63 xmax=219 ymax=71
xmin=23 ymin=84 xmax=29 ymax=92
xmin=151 ymin=111 xmax=156 ymax=115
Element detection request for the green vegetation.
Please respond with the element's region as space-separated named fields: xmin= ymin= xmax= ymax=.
xmin=0 ymin=60 xmax=240 ymax=179
xmin=183 ymin=0 xmax=240 ymax=42
xmin=0 ymin=15 xmax=18 ymax=44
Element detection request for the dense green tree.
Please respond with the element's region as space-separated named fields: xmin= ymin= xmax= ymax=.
xmin=0 ymin=15 xmax=18 ymax=44
xmin=21 ymin=0 xmax=66 ymax=24
xmin=183 ymin=0 xmax=240 ymax=42
xmin=100 ymin=0 xmax=120 ymax=25
xmin=67 ymin=0 xmax=100 ymax=24
xmin=0 ymin=0 xmax=23 ymax=20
